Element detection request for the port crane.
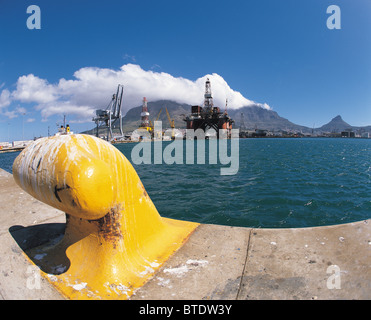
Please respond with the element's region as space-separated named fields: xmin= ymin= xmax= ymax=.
xmin=149 ymin=108 xmax=163 ymax=131
xmin=165 ymin=107 xmax=175 ymax=139
xmin=93 ymin=84 xmax=124 ymax=141
xmin=148 ymin=108 xmax=163 ymax=139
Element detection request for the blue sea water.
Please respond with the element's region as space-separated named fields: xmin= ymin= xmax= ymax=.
xmin=1 ymin=138 xmax=370 ymax=228
xmin=0 ymin=151 xmax=20 ymax=174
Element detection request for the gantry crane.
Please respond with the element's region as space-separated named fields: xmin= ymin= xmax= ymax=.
xmin=93 ymin=84 xmax=124 ymax=141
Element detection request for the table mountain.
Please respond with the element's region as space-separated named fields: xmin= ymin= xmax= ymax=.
xmin=82 ymin=100 xmax=371 ymax=135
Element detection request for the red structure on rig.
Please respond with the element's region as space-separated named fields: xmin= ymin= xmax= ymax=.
xmin=184 ymin=78 xmax=234 ymax=138
xmin=140 ymin=97 xmax=150 ymax=129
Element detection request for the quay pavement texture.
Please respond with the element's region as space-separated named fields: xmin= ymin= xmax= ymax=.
xmin=0 ymin=168 xmax=370 ymax=299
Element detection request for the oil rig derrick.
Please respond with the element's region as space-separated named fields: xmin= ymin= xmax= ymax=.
xmin=184 ymin=78 xmax=234 ymax=138
xmin=93 ymin=84 xmax=124 ymax=141
xmin=140 ymin=97 xmax=150 ymax=130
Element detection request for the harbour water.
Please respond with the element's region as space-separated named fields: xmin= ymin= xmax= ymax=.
xmin=1 ymin=138 xmax=370 ymax=228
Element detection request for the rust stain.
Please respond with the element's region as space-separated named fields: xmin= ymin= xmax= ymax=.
xmin=95 ymin=206 xmax=123 ymax=248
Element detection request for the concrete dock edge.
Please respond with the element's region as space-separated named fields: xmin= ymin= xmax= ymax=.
xmin=0 ymin=168 xmax=370 ymax=300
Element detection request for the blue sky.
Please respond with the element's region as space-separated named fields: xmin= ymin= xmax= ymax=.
xmin=0 ymin=0 xmax=370 ymax=140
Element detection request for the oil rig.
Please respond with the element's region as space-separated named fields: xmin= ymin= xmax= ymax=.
xmin=184 ymin=78 xmax=234 ymax=138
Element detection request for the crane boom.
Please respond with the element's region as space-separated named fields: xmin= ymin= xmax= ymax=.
xmin=156 ymin=108 xmax=163 ymax=121
xmin=165 ymin=107 xmax=175 ymax=128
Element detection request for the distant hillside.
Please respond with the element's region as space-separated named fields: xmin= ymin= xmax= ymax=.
xmin=112 ymin=100 xmax=312 ymax=133
xmin=317 ymin=115 xmax=352 ymax=132
xmin=228 ymin=105 xmax=312 ymax=133
xmin=82 ymin=100 xmax=371 ymax=135
xmin=314 ymin=115 xmax=371 ymax=134
xmin=83 ymin=100 xmax=190 ymax=135
xmin=122 ymin=100 xmax=190 ymax=131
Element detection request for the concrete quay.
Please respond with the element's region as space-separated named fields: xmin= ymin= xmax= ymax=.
xmin=0 ymin=167 xmax=370 ymax=300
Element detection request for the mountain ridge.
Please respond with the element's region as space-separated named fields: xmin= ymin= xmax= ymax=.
xmin=84 ymin=100 xmax=371 ymax=134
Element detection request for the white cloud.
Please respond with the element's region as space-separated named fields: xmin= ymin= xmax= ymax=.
xmin=0 ymin=104 xmax=28 ymax=119
xmin=12 ymin=74 xmax=58 ymax=104
xmin=0 ymin=89 xmax=11 ymax=108
xmin=3 ymin=110 xmax=17 ymax=119
xmin=4 ymin=64 xmax=270 ymax=122
xmin=16 ymin=106 xmax=27 ymax=114
xmin=122 ymin=54 xmax=136 ymax=62
xmin=35 ymin=101 xmax=94 ymax=122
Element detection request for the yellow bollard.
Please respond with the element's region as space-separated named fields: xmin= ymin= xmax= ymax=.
xmin=13 ymin=134 xmax=199 ymax=299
